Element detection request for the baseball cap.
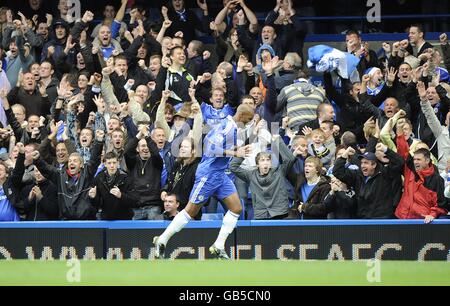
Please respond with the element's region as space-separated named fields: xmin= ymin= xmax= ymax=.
xmin=358 ymin=151 xmax=377 ymax=162
xmin=173 ymin=109 xmax=189 ymax=119
xmin=53 ymin=19 xmax=68 ymax=30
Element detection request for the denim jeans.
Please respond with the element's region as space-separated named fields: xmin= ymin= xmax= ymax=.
xmin=133 ymin=206 xmax=162 ymax=220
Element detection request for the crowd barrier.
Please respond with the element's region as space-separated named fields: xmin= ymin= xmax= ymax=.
xmin=0 ymin=220 xmax=449 ymax=261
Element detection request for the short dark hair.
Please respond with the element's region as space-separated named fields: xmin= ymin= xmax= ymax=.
xmin=409 ymin=24 xmax=426 ymax=41
xmin=7 ymin=38 xmax=16 ymax=47
xmin=27 ymin=62 xmax=40 ymax=72
xmin=150 ymin=22 xmax=162 ymax=33
xmin=342 ymin=81 xmax=355 ymax=94
xmin=335 ymin=144 xmax=347 ymax=158
xmin=165 ymin=193 xmax=180 ymax=203
xmin=78 ymin=70 xmax=91 ymax=80
xmin=414 ymin=148 xmax=431 ymax=160
xmin=25 ymin=143 xmax=39 ymax=151
xmin=114 ymin=54 xmax=127 ymax=63
xmin=131 ymin=4 xmax=146 ymax=15
xmin=41 ymin=60 xmax=54 ymax=69
xmin=345 ymin=30 xmax=360 ymax=38
xmin=169 ymin=45 xmax=184 ymax=57
xmin=104 ymin=151 xmax=119 ymax=161
xmin=240 ymin=95 xmax=255 ymax=104
xmin=66 ymin=73 xmax=79 ymax=88
xmin=320 ymin=120 xmax=334 ymax=130
xmin=189 ymin=40 xmax=204 ymax=56
xmin=80 ymin=127 xmax=93 ymax=135
xmin=410 ymin=24 xmax=425 ymax=34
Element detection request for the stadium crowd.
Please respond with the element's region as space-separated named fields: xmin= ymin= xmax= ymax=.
xmin=0 ymin=0 xmax=449 ymax=224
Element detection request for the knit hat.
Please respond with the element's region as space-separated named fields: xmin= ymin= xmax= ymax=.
xmin=364 ymin=67 xmax=381 ymax=76
xmin=256 ymin=44 xmax=276 ymax=61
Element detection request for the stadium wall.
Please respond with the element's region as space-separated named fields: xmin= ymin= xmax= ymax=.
xmin=0 ymin=220 xmax=449 ymax=261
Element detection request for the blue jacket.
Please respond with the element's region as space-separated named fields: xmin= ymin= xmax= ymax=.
xmin=5 ymin=36 xmax=34 ymax=86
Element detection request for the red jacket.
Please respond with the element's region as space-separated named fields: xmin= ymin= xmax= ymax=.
xmin=395 ymin=136 xmax=448 ymax=219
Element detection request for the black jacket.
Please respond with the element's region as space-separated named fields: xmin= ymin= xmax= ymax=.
xmin=356 ymin=50 xmax=381 ymax=77
xmin=109 ymin=70 xmax=151 ymax=104
xmin=6 ymin=86 xmax=52 ymax=117
xmin=333 ymin=149 xmax=404 ymax=219
xmin=5 ymin=108 xmax=47 ymax=145
xmin=297 ymin=119 xmax=320 ymax=135
xmin=323 ymin=72 xmax=378 ymax=143
xmin=4 ymin=153 xmax=26 ymax=214
xmin=124 ymin=137 xmax=163 ymax=208
xmin=90 ymin=170 xmax=136 ymax=220
xmin=324 ymin=189 xmax=357 ymax=219
xmin=22 ymin=179 xmax=59 ymax=221
xmin=408 ymin=41 xmax=434 ymax=58
xmin=165 ymin=158 xmax=200 ymax=219
xmin=34 ymin=140 xmax=104 ymax=220
xmin=288 ymin=174 xmax=331 ymax=220
xmin=165 ymin=8 xmax=211 ymax=45
xmin=151 ymin=66 xmax=194 ymax=106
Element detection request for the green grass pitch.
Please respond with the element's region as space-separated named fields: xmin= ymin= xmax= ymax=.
xmin=1 ymin=260 xmax=449 ymax=286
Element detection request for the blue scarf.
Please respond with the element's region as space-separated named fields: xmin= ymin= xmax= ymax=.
xmin=366 ymin=83 xmax=384 ymax=96
xmin=367 ymin=83 xmax=385 ymax=110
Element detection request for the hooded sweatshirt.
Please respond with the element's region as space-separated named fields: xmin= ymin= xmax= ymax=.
xmin=277 ymin=80 xmax=327 ymax=130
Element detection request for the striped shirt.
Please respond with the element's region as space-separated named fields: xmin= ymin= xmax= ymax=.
xmin=277 ymin=81 xmax=327 ymax=130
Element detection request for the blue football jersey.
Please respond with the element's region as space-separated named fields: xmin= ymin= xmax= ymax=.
xmin=196 ymin=116 xmax=237 ymax=176
xmin=201 ymin=103 xmax=235 ymax=128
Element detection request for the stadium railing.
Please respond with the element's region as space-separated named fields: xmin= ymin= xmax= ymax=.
xmin=1 ymin=219 xmax=449 ymax=228
xmin=1 ymin=220 xmax=449 ymax=260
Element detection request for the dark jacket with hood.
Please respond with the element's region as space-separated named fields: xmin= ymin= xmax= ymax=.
xmin=333 ymin=149 xmax=404 ymax=219
xmin=41 ymin=36 xmax=70 ymax=65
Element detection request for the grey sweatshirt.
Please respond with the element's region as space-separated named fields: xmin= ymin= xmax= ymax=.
xmin=230 ymin=138 xmax=295 ymax=219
